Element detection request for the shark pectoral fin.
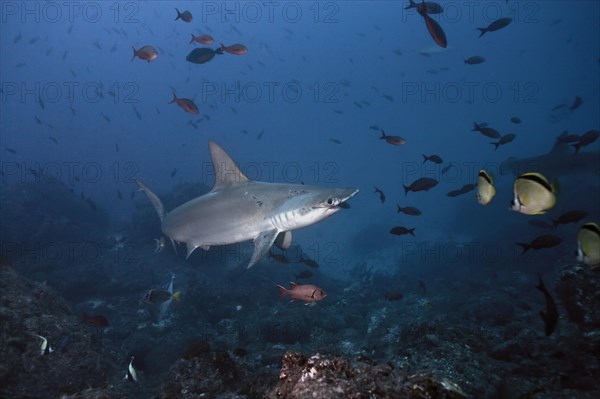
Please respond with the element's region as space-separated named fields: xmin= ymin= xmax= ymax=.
xmin=186 ymin=243 xmax=199 ymax=259
xmin=274 ymin=231 xmax=292 ymax=250
xmin=248 ymin=229 xmax=279 ymax=268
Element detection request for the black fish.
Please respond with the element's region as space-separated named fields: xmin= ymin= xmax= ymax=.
xmin=516 ymin=234 xmax=562 ymax=254
xmin=552 ymin=210 xmax=587 ymax=227
xmin=329 ymin=138 xmax=342 ymax=144
xmin=422 ymin=154 xmax=443 ymax=164
xmin=300 ymin=256 xmax=319 ymax=268
xmin=510 ymin=117 xmax=521 ymax=124
xmin=477 ymin=17 xmax=512 ymax=37
xmin=472 ymin=122 xmax=501 ymax=139
xmin=446 ymin=183 xmax=475 ymax=197
xmin=536 ymin=275 xmax=558 ymax=336
xmin=390 ymin=226 xmax=416 ymax=236
xmin=464 ymin=56 xmax=485 ymax=65
xmin=186 ymin=48 xmax=218 ymax=64
xmin=397 ymin=205 xmax=421 ymax=216
xmin=373 ymin=186 xmax=385 ymax=203
xmin=403 ymin=177 xmax=438 ymax=195
xmin=569 ymin=96 xmax=582 ymax=111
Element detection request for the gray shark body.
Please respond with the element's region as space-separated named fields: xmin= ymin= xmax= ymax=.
xmin=500 ymin=141 xmax=600 ymax=176
xmin=136 ymin=141 xmax=358 ymax=267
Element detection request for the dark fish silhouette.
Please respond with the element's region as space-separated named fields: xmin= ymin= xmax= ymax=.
xmin=373 ymin=186 xmax=386 ymax=203
xmin=569 ymin=96 xmax=582 ymax=111
xmin=403 ymin=177 xmax=438 ymax=195
xmin=380 ymin=129 xmax=406 ymax=145
xmin=465 ymin=56 xmax=485 ymax=65
xmin=186 ymin=48 xmax=219 ymax=64
xmin=422 ymin=154 xmax=443 ymax=164
xmin=477 ymin=17 xmax=512 ymax=37
xmin=552 ymin=210 xmax=587 ymax=227
xmin=491 ymin=133 xmax=516 ymax=150
xmin=472 ymin=122 xmax=501 ymax=139
xmin=536 ymin=275 xmax=558 ymax=336
xmin=397 ymin=205 xmax=421 ymax=216
xmin=405 ymin=0 xmax=443 ymax=14
xmin=571 ymin=130 xmax=599 ymax=155
xmin=517 ymin=234 xmax=562 ymax=254
xmin=175 ymin=8 xmax=193 ymax=22
xmin=510 ymin=117 xmax=521 ymax=124
xmin=446 ymin=183 xmax=475 ymax=197
xmin=391 ymin=226 xmax=416 ymax=236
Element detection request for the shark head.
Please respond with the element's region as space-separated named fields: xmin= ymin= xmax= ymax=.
xmin=273 ymin=186 xmax=359 ymax=231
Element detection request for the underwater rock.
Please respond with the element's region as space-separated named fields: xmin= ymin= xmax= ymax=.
xmin=0 ymin=268 xmax=118 ymax=398
xmin=268 ymin=351 xmax=468 ymax=399
xmin=557 ymin=264 xmax=600 ymax=331
xmin=156 ymin=340 xmax=276 ymax=398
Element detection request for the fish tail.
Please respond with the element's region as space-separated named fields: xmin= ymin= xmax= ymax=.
xmin=131 ymin=46 xmax=137 ymax=61
xmin=175 ymin=8 xmax=181 ymax=20
xmin=403 ymin=185 xmax=410 ymax=196
xmin=422 ymin=154 xmax=428 ymax=163
xmin=172 ymin=291 xmax=181 ymax=301
xmin=476 ymin=28 xmax=487 ymax=37
xmin=380 ymin=129 xmax=386 ymax=139
xmin=491 ymin=142 xmax=500 ymax=151
xmin=472 ymin=122 xmax=480 ymax=131
xmin=169 ymin=92 xmax=177 ymax=104
xmin=397 ymin=204 xmax=402 ymax=213
xmin=409 ymin=228 xmax=416 ymax=236
xmin=517 ymin=243 xmax=530 ymax=254
xmin=276 ymin=285 xmax=289 ymax=299
xmin=189 ymin=34 xmax=195 ymax=44
xmin=571 ymin=143 xmax=581 ymax=156
xmin=404 ymin=0 xmax=416 ymax=9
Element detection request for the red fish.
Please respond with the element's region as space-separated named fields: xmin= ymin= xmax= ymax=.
xmin=82 ymin=312 xmax=109 ymax=327
xmin=418 ymin=2 xmax=447 ymax=48
xmin=190 ymin=34 xmax=214 ymax=45
xmin=277 ymin=282 xmax=327 ymax=304
xmin=131 ymin=45 xmax=158 ymax=63
xmin=220 ymin=43 xmax=248 ymax=55
xmin=169 ymin=93 xmax=199 ymax=114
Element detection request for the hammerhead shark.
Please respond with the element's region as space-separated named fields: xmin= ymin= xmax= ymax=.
xmin=135 ymin=141 xmax=358 ymax=268
xmin=500 ymin=141 xmax=600 ymax=176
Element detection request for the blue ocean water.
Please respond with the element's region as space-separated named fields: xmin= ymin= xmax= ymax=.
xmin=1 ymin=1 xmax=599 ymax=397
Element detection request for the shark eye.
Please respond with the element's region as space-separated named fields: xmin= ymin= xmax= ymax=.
xmin=327 ymin=198 xmax=334 ymax=205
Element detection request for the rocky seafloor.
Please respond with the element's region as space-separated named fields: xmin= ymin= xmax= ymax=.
xmin=1 ymin=181 xmax=600 ymax=398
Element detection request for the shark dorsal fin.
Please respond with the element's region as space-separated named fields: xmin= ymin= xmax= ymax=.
xmin=208 ymin=141 xmax=249 ymax=191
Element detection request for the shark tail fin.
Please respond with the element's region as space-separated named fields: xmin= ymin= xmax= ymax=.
xmin=134 ymin=178 xmax=165 ymax=223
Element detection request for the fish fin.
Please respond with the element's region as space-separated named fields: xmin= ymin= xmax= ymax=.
xmin=172 ymin=291 xmax=181 ymax=301
xmin=491 ymin=142 xmax=500 ymax=151
xmin=380 ymin=129 xmax=386 ymax=139
xmin=422 ymin=154 xmax=428 ymax=163
xmin=131 ymin=46 xmax=136 ymax=62
xmin=397 ymin=204 xmax=401 ymax=213
xmin=189 ymin=34 xmax=195 ymax=44
xmin=476 ymin=28 xmax=487 ymax=37
xmin=248 ymin=229 xmax=278 ymax=268
xmin=208 ymin=141 xmax=250 ymax=191
xmin=403 ymin=185 xmax=410 ymax=196
xmin=410 ymin=228 xmax=416 ymax=236
xmin=169 ymin=92 xmax=177 ymax=104
xmin=276 ymin=285 xmax=288 ymax=299
xmin=175 ymin=8 xmax=181 ymax=20
xmin=274 ymin=231 xmax=292 ymax=250
xmin=290 ymin=282 xmax=297 ymax=288
xmin=134 ymin=178 xmax=165 ymax=223
xmin=186 ymin=243 xmax=198 ymax=259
